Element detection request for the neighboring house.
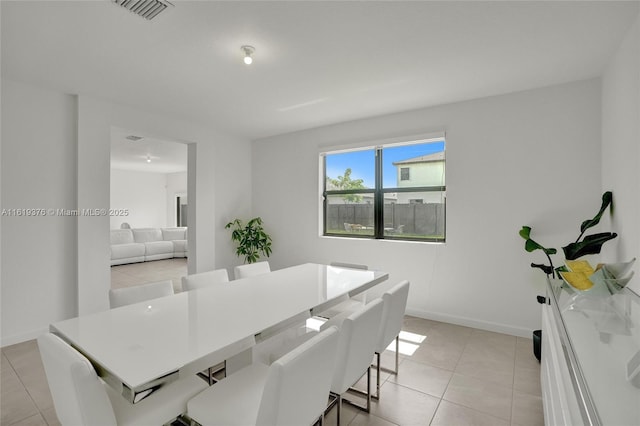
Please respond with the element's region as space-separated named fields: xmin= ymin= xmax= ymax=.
xmin=392 ymin=151 xmax=445 ymax=204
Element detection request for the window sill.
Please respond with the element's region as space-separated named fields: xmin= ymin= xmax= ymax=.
xmin=319 ymin=234 xmax=445 ymax=245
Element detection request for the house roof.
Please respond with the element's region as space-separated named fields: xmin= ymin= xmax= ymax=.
xmin=393 ymin=152 xmax=445 ymax=166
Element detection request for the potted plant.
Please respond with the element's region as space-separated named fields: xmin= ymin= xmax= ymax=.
xmin=518 ymin=191 xmax=617 ymax=361
xmin=519 ymin=191 xmax=617 ymax=278
xmin=225 ymin=217 xmax=273 ymax=264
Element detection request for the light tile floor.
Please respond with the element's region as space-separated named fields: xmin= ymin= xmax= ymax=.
xmin=110 ymin=257 xmax=188 ymax=293
xmin=1 ymin=259 xmax=543 ymax=426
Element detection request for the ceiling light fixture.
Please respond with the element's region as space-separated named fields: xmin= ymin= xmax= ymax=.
xmin=146 ymin=155 xmax=152 ymax=163
xmin=241 ymin=45 xmax=255 ymax=65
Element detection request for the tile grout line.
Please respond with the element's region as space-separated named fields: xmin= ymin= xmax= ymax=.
xmin=510 ymin=339 xmax=517 ymax=424
xmin=3 ymin=352 xmax=44 ymax=426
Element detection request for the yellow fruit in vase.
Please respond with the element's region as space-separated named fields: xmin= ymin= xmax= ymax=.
xmin=565 ymin=260 xmax=595 ymax=275
xmin=560 ymin=271 xmax=594 ymax=290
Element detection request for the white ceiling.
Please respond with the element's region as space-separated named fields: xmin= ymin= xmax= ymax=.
xmin=2 ymin=0 xmax=639 ymax=145
xmin=110 ymin=127 xmax=187 ymax=173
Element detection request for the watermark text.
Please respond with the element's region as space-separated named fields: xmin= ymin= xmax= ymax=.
xmin=2 ymin=208 xmax=130 ymax=217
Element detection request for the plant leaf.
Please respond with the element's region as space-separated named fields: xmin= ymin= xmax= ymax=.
xmin=519 ymin=226 xmax=531 ymax=240
xmin=562 ymin=232 xmax=618 ymax=260
xmin=579 ymin=191 xmax=613 ymax=233
xmin=531 ymin=263 xmax=554 ymax=276
xmin=522 ymin=231 xmax=557 ymax=255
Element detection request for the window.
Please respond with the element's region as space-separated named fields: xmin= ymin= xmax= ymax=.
xmin=322 ymin=137 xmax=445 ymax=242
xmin=400 ymin=167 xmax=410 ymax=181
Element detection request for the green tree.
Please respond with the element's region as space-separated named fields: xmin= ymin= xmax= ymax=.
xmin=328 ymin=168 xmax=366 ymax=203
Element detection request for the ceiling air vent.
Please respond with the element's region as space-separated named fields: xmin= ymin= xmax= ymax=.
xmin=112 ymin=0 xmax=173 ymax=20
xmin=125 ymin=135 xmax=144 ymax=142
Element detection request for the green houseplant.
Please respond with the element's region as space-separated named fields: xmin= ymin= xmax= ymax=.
xmin=519 ymin=191 xmax=617 ymax=362
xmin=519 ymin=191 xmax=617 ymax=278
xmin=225 ymin=217 xmax=273 ymax=264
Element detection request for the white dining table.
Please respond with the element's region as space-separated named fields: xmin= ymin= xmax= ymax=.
xmin=50 ymin=263 xmax=388 ymax=403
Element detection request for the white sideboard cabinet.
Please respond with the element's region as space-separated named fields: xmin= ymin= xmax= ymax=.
xmin=541 ymin=278 xmax=640 ymax=425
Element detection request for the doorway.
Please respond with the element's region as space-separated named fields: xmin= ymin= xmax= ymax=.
xmin=109 ymin=128 xmax=189 ymax=294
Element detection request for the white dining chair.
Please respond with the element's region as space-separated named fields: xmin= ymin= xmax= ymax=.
xmin=324 ymin=298 xmax=384 ymax=424
xmin=108 ymin=280 xmax=174 ymax=309
xmin=181 ymin=268 xmax=236 ymax=383
xmin=38 ymin=333 xmax=207 ymax=426
xmin=233 ymin=261 xmax=271 ymax=279
xmin=187 ymin=326 xmax=339 ymax=426
xmin=317 ymin=280 xmax=410 ymax=401
xmin=372 ymin=280 xmax=410 ymax=399
xmin=181 ymin=268 xmax=229 ymax=291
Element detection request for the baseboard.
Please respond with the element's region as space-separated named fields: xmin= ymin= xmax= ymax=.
xmin=1 ymin=327 xmax=48 ymax=348
xmin=405 ymin=308 xmax=534 ymax=339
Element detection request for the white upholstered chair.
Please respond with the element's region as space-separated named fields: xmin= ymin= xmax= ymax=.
xmin=373 ymin=280 xmax=410 ymax=399
xmin=233 ymin=261 xmax=271 ymax=279
xmin=181 ymin=268 xmax=229 ymax=291
xmin=38 ymin=333 xmax=207 ymax=426
xmin=108 ymin=280 xmax=174 ymax=309
xmin=187 ymin=326 xmax=339 ymax=426
xmin=324 ymin=298 xmax=384 ymax=424
xmin=181 ymin=268 xmax=237 ymax=383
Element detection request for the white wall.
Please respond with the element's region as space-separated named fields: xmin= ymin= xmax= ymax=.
xmin=601 ymin=15 xmax=640 ymax=292
xmin=110 ymin=169 xmax=168 ymax=229
xmin=1 ymin=80 xmax=78 ymax=345
xmin=1 ymin=80 xmax=252 ymax=345
xmin=253 ymin=79 xmax=603 ymax=337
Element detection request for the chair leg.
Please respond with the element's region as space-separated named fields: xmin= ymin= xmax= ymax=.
xmin=196 ymin=360 xmax=226 ymax=386
xmin=366 ymin=365 xmax=371 ymax=412
xmin=395 ymin=335 xmax=399 ymax=373
xmin=325 ymin=392 xmax=340 ymax=425
xmin=379 ymin=336 xmax=400 ymax=375
xmin=312 ymin=412 xmax=324 ymax=426
xmin=343 ymin=366 xmax=372 ymax=413
xmin=374 ymin=351 xmax=381 ymax=400
xmin=372 ymin=335 xmax=401 ymax=401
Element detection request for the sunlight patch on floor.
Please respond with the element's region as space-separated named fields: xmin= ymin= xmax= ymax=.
xmin=385 ymin=330 xmax=427 ymax=356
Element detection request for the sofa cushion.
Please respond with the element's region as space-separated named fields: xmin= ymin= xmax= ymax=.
xmin=172 ymin=240 xmax=187 ymax=256
xmin=110 ymin=229 xmax=134 ymax=245
xmin=162 ymin=228 xmax=187 ymax=241
xmin=111 ymin=243 xmax=145 ymax=260
xmin=144 ymin=241 xmax=175 ymax=256
xmin=132 ymin=228 xmax=163 ymax=244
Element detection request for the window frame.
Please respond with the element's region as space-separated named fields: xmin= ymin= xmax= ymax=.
xmin=400 ymin=167 xmax=410 ymax=181
xmin=321 ymin=137 xmax=446 ymax=243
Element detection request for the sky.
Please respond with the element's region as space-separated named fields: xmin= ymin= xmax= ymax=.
xmin=325 ymin=140 xmax=445 ymax=188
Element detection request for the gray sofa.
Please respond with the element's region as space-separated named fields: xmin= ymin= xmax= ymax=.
xmin=110 ymin=227 xmax=187 ymax=266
